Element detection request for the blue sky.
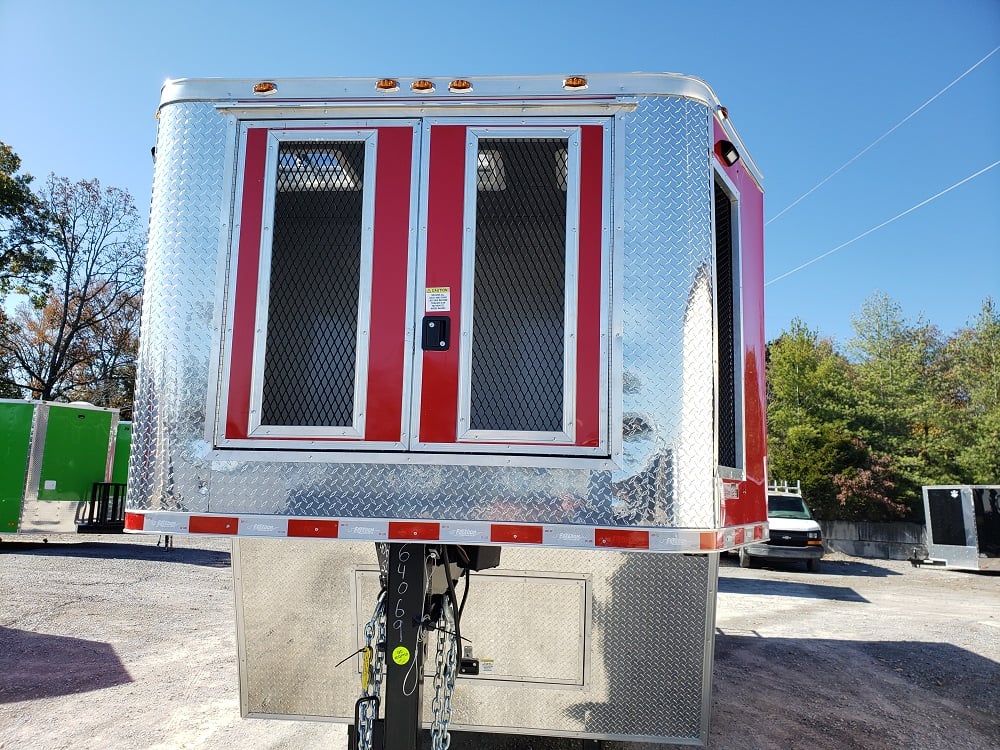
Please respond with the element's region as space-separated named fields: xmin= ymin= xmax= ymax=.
xmin=2 ymin=0 xmax=997 ymax=345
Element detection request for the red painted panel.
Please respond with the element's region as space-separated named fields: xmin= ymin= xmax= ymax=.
xmin=365 ymin=127 xmax=413 ymax=442
xmin=189 ymin=515 xmax=240 ymax=535
xmin=225 ymin=127 xmax=412 ymax=445
xmin=490 ymin=524 xmax=544 ymax=544
xmin=713 ymin=119 xmax=768 ymax=527
xmin=575 ymin=126 xmax=604 ymax=447
xmin=388 ymin=521 xmax=442 ymax=540
xmin=418 ymin=125 xmax=466 ymax=444
xmin=595 ymin=528 xmax=649 ymax=549
xmin=226 ymin=128 xmax=268 ymax=440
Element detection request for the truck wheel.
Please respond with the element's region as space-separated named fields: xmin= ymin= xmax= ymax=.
xmin=806 ymin=558 xmax=820 ymax=572
xmin=739 ymin=548 xmax=753 ymax=568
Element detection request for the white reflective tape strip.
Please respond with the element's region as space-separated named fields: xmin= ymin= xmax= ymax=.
xmin=237 ymin=516 xmax=289 ymax=537
xmin=338 ymin=520 xmax=389 ymax=540
xmin=124 ymin=512 xmax=772 ymax=553
xmin=440 ymin=522 xmax=490 ymax=544
xmin=141 ymin=512 xmax=191 ymax=534
xmin=543 ymin=526 xmax=593 ymax=548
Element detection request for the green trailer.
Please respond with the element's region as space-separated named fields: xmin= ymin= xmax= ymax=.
xmin=0 ymin=400 xmax=121 ymax=535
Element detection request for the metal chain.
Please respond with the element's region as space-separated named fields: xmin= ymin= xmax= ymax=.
xmin=430 ymin=594 xmax=458 ymax=750
xmin=356 ymin=589 xmax=386 ymax=750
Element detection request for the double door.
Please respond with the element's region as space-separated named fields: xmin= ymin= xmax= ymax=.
xmin=218 ymin=117 xmax=611 ymax=459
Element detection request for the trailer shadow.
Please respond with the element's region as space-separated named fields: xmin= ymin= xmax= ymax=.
xmin=0 ymin=627 xmax=133 ymax=703
xmin=710 ymin=634 xmax=1000 ymax=749
xmin=719 ymin=553 xmax=902 ymax=578
xmin=717 ymin=576 xmax=869 ymax=603
xmin=0 ymin=539 xmax=231 ymax=568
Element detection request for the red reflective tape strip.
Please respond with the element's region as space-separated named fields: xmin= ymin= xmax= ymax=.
xmin=189 ymin=515 xmax=239 ymax=535
xmin=288 ymin=519 xmax=340 ymax=538
xmin=123 ymin=512 xmax=145 ymax=531
xmin=754 ymin=524 xmax=765 ymax=540
xmin=700 ymin=531 xmax=721 ymax=550
xmin=490 ymin=524 xmax=543 ymax=544
xmin=595 ymin=529 xmax=649 ymax=549
xmin=388 ymin=521 xmax=441 ymax=541
xmin=733 ymin=527 xmax=746 ymax=545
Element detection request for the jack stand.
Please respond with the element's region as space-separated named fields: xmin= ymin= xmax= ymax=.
xmin=383 ymin=543 xmax=429 ymax=750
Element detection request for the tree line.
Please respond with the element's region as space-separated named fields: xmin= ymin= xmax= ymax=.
xmin=767 ymin=294 xmax=999 ymax=522
xmin=0 ymin=140 xmax=143 ymax=418
xmin=3 ymin=138 xmax=996 ymax=522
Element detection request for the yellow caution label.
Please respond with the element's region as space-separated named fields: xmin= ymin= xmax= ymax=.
xmin=392 ymin=646 xmax=411 ymax=665
xmin=361 ymin=646 xmax=373 ymax=690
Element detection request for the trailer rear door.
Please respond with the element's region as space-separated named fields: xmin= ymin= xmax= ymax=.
xmin=217 ymin=117 xmax=612 ymax=460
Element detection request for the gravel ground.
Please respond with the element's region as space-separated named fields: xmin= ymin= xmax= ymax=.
xmin=0 ymin=534 xmax=997 ymax=749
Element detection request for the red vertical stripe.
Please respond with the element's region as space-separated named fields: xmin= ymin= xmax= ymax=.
xmin=419 ymin=125 xmax=466 ymax=444
xmin=365 ymin=128 xmax=413 ymax=442
xmin=575 ymin=126 xmax=604 ymax=447
xmin=226 ymin=128 xmax=268 ymax=440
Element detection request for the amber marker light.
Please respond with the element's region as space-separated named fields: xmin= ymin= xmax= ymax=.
xmin=449 ymin=79 xmax=473 ymax=93
xmin=252 ymin=81 xmax=278 ymax=96
xmin=375 ymin=78 xmax=400 ymax=93
xmin=563 ymin=76 xmax=588 ymax=90
xmin=411 ymin=79 xmax=435 ymax=93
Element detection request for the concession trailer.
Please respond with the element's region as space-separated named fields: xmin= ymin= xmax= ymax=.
xmin=0 ymin=399 xmax=128 ymax=536
xmin=920 ymin=485 xmax=1000 ymax=572
xmin=125 ymin=73 xmax=768 ymax=747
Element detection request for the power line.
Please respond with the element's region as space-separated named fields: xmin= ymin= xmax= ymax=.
xmin=765 ymin=160 xmax=1000 ymax=287
xmin=766 ymin=45 xmax=1000 ymax=226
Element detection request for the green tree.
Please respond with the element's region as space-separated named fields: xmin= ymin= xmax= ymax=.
xmin=0 ymin=140 xmax=52 ymax=303
xmin=846 ymin=292 xmax=960 ymax=515
xmin=766 ymin=319 xmax=862 ymax=517
xmin=0 ymin=175 xmax=144 ymax=404
xmin=948 ymin=298 xmax=1000 ymax=482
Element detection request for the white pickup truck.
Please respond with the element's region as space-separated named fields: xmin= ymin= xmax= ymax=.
xmin=739 ymin=482 xmax=825 ymax=572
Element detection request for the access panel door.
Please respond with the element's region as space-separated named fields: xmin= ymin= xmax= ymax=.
xmin=218 ymin=122 xmax=419 ymax=450
xmin=217 ymin=118 xmax=611 ymax=460
xmin=413 ymin=122 xmax=611 ymax=457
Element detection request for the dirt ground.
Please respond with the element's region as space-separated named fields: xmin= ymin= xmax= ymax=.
xmin=0 ymin=534 xmax=997 ymax=750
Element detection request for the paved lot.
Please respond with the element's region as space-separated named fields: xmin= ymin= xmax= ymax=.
xmin=1 ymin=535 xmax=997 ymax=749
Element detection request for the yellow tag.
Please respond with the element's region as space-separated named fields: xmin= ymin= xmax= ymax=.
xmin=392 ymin=646 xmax=411 ymax=665
xmin=361 ymin=646 xmax=372 ymax=691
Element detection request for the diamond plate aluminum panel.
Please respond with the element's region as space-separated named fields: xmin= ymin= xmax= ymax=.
xmin=130 ymin=94 xmax=720 ymax=533
xmin=129 ymin=101 xmax=229 ymax=513
xmin=234 ymin=540 xmax=716 ymax=744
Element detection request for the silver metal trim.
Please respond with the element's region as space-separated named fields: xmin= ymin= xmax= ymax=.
xmin=232 ymin=538 xmax=252 ymax=717
xmin=202 ymin=448 xmax=620 ymax=470
xmin=206 ymin=113 xmax=241 ymax=446
xmin=456 ymin=127 xmax=580 ymax=445
xmin=712 ymin=162 xmax=747 ymax=474
xmin=162 ymin=72 xmax=723 ymax=111
xmin=609 ymin=112 xmax=626 ymax=464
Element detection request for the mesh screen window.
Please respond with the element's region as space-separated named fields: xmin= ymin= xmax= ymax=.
xmin=259 ymin=141 xmax=365 ymax=427
xmin=714 ymin=179 xmax=741 ymax=469
xmin=469 ymin=138 xmax=569 ymax=433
